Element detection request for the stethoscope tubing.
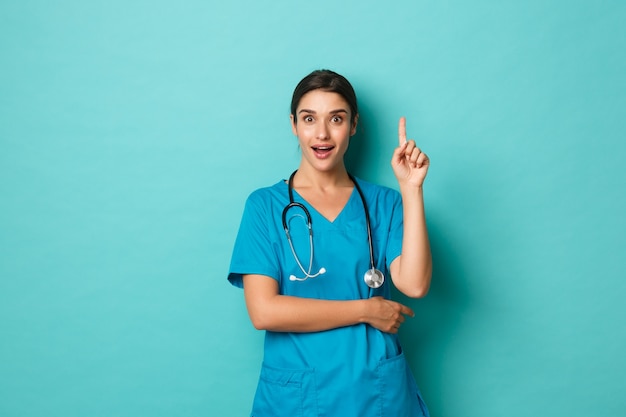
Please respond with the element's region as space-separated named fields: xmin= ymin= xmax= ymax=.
xmin=282 ymin=170 xmax=383 ymax=288
xmin=348 ymin=172 xmax=376 ymax=272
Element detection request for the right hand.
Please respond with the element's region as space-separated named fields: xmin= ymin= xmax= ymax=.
xmin=365 ymin=296 xmax=415 ymax=334
xmin=391 ymin=117 xmax=430 ymax=188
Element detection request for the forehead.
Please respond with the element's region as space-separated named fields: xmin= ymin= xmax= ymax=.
xmin=296 ymin=89 xmax=350 ymax=112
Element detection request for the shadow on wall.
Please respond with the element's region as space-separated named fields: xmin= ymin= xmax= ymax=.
xmin=393 ymin=214 xmax=473 ymax=405
xmin=344 ymin=101 xmax=384 ymax=181
xmin=393 ymin=154 xmax=510 ymax=412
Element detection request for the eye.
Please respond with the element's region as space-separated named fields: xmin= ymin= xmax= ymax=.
xmin=303 ymin=115 xmax=314 ymax=123
xmin=331 ymin=115 xmax=343 ymax=123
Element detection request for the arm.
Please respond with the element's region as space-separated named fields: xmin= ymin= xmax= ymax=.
xmin=389 ymin=117 xmax=433 ymax=298
xmin=243 ymin=274 xmax=414 ymax=333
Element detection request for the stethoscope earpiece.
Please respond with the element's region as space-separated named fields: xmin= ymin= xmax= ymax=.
xmin=283 ymin=170 xmax=384 ymax=289
xmin=289 ymin=267 xmax=326 ymax=282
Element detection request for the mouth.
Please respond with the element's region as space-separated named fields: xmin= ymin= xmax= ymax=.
xmin=311 ymin=145 xmax=335 ymax=158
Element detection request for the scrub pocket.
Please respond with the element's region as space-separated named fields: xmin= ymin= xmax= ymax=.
xmin=251 ymin=362 xmax=318 ymax=417
xmin=376 ymin=351 xmax=429 ymax=417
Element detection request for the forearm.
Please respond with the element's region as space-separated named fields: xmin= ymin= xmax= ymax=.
xmin=247 ymin=293 xmax=367 ymax=332
xmin=243 ymin=275 xmax=415 ymax=333
xmin=243 ymin=274 xmax=369 ymax=332
xmin=393 ymin=185 xmax=432 ymax=298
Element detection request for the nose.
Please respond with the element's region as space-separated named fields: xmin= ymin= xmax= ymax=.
xmin=316 ymin=122 xmax=330 ymax=140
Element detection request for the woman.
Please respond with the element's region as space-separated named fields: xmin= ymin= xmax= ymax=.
xmin=228 ymin=69 xmax=431 ymax=416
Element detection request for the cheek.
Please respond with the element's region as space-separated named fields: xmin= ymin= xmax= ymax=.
xmin=296 ymin=125 xmax=315 ymax=137
xmin=334 ymin=125 xmax=352 ymax=138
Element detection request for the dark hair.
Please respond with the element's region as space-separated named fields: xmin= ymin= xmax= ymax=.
xmin=290 ymin=69 xmax=358 ymax=124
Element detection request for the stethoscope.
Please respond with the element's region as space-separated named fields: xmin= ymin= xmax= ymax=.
xmin=281 ymin=170 xmax=385 ymax=289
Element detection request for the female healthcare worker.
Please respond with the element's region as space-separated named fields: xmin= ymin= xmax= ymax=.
xmin=228 ymin=69 xmax=432 ymax=416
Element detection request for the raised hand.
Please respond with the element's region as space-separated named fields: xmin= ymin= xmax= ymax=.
xmin=391 ymin=117 xmax=429 ymax=188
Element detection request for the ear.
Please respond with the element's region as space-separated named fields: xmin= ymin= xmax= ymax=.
xmin=290 ymin=114 xmax=298 ymax=136
xmin=350 ymin=113 xmax=359 ymax=136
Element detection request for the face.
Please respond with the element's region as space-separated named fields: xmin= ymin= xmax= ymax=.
xmin=290 ymin=89 xmax=358 ymax=174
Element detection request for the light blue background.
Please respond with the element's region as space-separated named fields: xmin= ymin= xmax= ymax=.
xmin=1 ymin=1 xmax=624 ymax=416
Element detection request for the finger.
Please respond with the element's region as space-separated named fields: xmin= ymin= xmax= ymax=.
xmin=408 ymin=145 xmax=422 ymax=164
xmin=416 ymin=152 xmax=429 ymax=168
xmin=391 ymin=141 xmax=408 ymax=165
xmin=400 ymin=305 xmax=415 ymax=317
xmin=398 ymin=117 xmax=407 ymax=146
xmin=404 ymin=139 xmax=416 ymax=156
xmin=402 ymin=141 xmax=416 ymax=166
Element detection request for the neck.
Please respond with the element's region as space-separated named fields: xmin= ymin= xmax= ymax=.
xmin=293 ymin=165 xmax=352 ymax=190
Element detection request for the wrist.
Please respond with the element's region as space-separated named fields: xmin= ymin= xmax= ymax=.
xmin=356 ymin=299 xmax=370 ymax=325
xmin=399 ymin=183 xmax=424 ymax=198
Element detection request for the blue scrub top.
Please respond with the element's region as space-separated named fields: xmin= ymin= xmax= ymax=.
xmin=228 ymin=177 xmax=429 ymax=417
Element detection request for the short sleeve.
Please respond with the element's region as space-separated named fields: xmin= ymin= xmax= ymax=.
xmin=385 ymin=192 xmax=404 ymax=271
xmin=227 ymin=191 xmax=281 ymax=288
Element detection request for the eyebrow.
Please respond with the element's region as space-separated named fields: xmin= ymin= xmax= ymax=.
xmin=298 ymin=109 xmax=349 ymax=114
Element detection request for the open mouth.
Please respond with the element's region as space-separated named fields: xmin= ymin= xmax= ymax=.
xmin=312 ymin=145 xmax=335 ymax=156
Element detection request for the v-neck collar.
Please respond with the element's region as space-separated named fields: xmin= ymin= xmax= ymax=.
xmin=285 ymin=182 xmax=357 ymax=225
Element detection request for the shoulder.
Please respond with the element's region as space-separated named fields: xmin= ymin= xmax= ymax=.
xmin=243 ymin=180 xmax=288 ymax=212
xmin=246 ymin=180 xmax=287 ymax=202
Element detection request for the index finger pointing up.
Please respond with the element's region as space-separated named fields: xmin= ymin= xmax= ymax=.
xmin=398 ymin=117 xmax=407 ymax=146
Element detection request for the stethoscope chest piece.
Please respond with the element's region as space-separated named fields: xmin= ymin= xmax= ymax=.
xmin=364 ymin=268 xmax=385 ymax=289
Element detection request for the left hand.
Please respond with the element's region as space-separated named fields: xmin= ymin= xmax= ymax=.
xmin=391 ymin=117 xmax=430 ymax=188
